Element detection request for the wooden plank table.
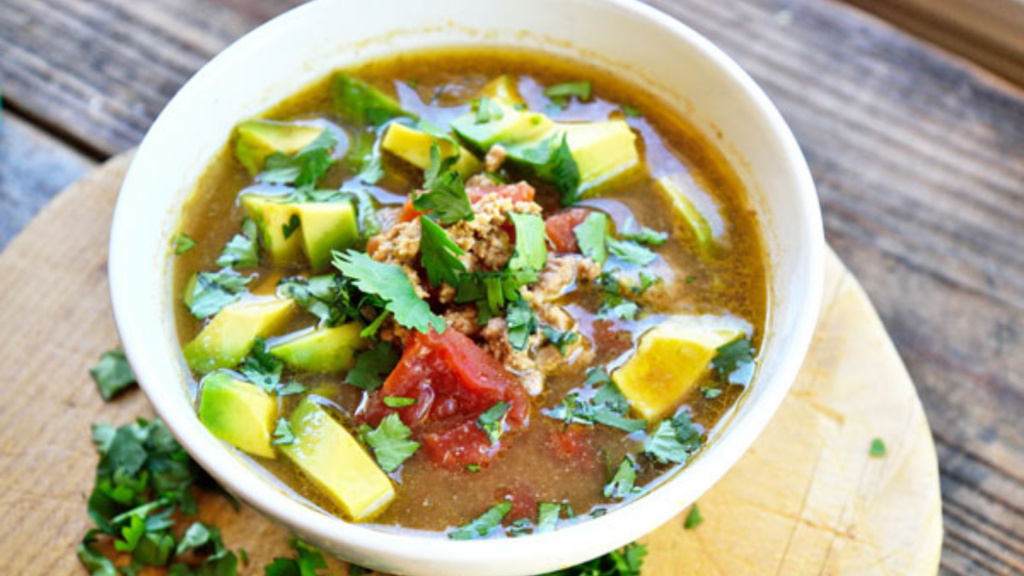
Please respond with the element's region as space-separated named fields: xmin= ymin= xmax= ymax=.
xmin=0 ymin=0 xmax=1021 ymax=574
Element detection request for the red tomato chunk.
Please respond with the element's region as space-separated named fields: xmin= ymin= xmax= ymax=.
xmin=363 ymin=329 xmax=529 ymax=470
xmin=544 ymin=208 xmax=590 ymax=253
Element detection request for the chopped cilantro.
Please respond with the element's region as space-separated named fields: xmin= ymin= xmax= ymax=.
xmin=345 ymin=342 xmax=400 ymax=390
xmin=271 ymin=418 xmax=296 ymax=446
xmin=419 ymin=215 xmax=466 ymax=288
xmin=238 ymin=339 xmax=283 ymax=392
xmin=635 ymin=271 xmax=661 ymax=294
xmin=114 ymin=513 xmax=145 ymax=552
xmin=540 ymin=324 xmax=579 ymax=356
xmin=281 ymin=213 xmax=301 ymax=240
xmin=621 ymin=222 xmax=667 ymax=246
xmin=215 ymin=217 xmax=259 ymax=268
xmin=383 ymin=396 xmax=417 ymax=408
xmin=508 ymin=518 xmax=534 ymax=537
xmin=536 ymin=502 xmax=561 ymax=534
xmin=174 ymin=522 xmax=211 ymax=556
xmin=264 ymin=539 xmax=328 ymax=576
xmin=184 ymin=270 xmax=252 ymax=319
xmin=684 ymin=504 xmax=703 ymax=529
xmin=544 ymin=81 xmax=592 ymax=109
xmin=506 ymin=297 xmax=539 ymax=352
xmin=77 ymin=540 xmax=118 ymax=576
xmin=448 ymin=500 xmax=512 ymax=540
xmin=456 ymin=269 xmax=538 ymax=318
xmin=333 ymin=249 xmax=445 ymax=334
xmin=701 ymin=386 xmax=723 ymax=399
xmin=604 ymin=456 xmax=639 ymax=499
xmin=477 ymin=401 xmax=511 ymax=444
xmin=475 ymin=96 xmax=504 ymax=123
xmin=607 ymin=238 xmax=657 ymax=265
xmin=584 ymin=367 xmax=612 ymax=387
xmin=90 ymin=349 xmax=137 ymax=401
xmin=573 ymin=212 xmax=609 ymax=265
xmin=349 ymin=564 xmax=373 ymax=576
xmin=713 ymin=337 xmax=755 ymax=384
xmin=536 ymin=133 xmax=581 ymax=206
xmin=414 ymin=143 xmax=473 ymax=224
xmin=545 ymin=381 xmax=646 ymax=434
xmin=685 ymin=275 xmax=697 ymax=283
xmin=174 ymin=234 xmax=196 ymax=255
xmin=466 ymin=464 xmax=481 ymax=473
xmin=360 ymin=310 xmax=390 ymax=339
xmin=365 ymin=413 xmax=420 ymax=472
xmin=597 ymin=299 xmax=640 ymax=322
xmin=620 ymin=104 xmax=642 ymax=118
xmin=279 ymin=273 xmax=363 ymax=327
xmin=260 ymin=130 xmax=337 ymax=192
xmin=870 ymin=438 xmax=887 ymax=457
xmin=508 ymin=212 xmax=548 ymax=272
xmin=277 ymin=381 xmax=307 ymax=396
xmin=645 ymin=412 xmax=702 ymax=464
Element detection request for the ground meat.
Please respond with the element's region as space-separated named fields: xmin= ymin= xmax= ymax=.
xmin=527 ymin=254 xmax=602 ymax=304
xmin=480 ymin=317 xmax=545 ymax=395
xmin=484 ymin=144 xmax=508 ymax=172
xmin=443 ymin=305 xmax=480 ymax=336
xmin=465 ymin=173 xmax=499 ymax=188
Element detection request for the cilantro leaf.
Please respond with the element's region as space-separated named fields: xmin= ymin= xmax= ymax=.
xmin=215 ymin=217 xmax=259 ymax=269
xmin=535 ymin=133 xmax=580 ymax=206
xmin=508 ymin=212 xmax=548 ymax=271
xmin=701 ymin=387 xmax=723 ymax=399
xmin=596 ymin=299 xmax=639 ymax=321
xmin=620 ymin=104 xmax=642 ymax=118
xmin=448 ymin=500 xmax=512 ymax=540
xmin=645 ymin=412 xmax=702 ymax=464
xmin=277 ymin=381 xmax=307 ymax=396
xmin=345 ymin=342 xmax=399 ymax=390
xmin=260 ymin=130 xmax=337 ymax=191
xmin=604 ymin=456 xmax=639 ymax=499
xmin=870 ymin=438 xmax=887 ymax=457
xmin=584 ymin=367 xmax=612 ymax=387
xmin=365 ymin=413 xmax=420 ymax=472
xmin=536 ymin=502 xmax=561 ymax=534
xmin=279 ymin=273 xmax=363 ymax=327
xmin=174 ymin=234 xmax=197 ymax=255
xmin=77 ymin=541 xmax=118 ymax=576
xmin=174 ymin=522 xmax=212 ymax=557
xmin=356 ymin=152 xmax=386 ymax=185
xmin=414 ymin=143 xmax=473 ymax=224
xmin=543 ymin=81 xmax=592 ymax=109
xmin=573 ymin=212 xmax=609 ymax=265
xmin=506 ymin=297 xmax=538 ymax=352
xmin=591 ymin=384 xmax=647 ymax=433
xmin=684 ymin=504 xmax=703 ymax=529
xmin=184 ymin=270 xmax=252 ymax=319
xmin=419 ymin=215 xmax=466 ymax=288
xmin=508 ymin=517 xmax=533 ymax=538
xmin=713 ymin=338 xmax=755 ymax=384
xmin=238 ymin=339 xmax=283 ymax=392
xmin=333 ymin=249 xmax=444 ymax=334
xmin=114 ymin=513 xmax=145 ymax=552
xmin=272 ymin=418 xmax=296 ymax=446
xmin=635 ymin=271 xmax=661 ymax=294
xmin=340 ymin=189 xmax=382 ymax=241
xmin=621 ymin=222 xmax=667 ymax=246
xmin=455 ymin=269 xmax=537 ymax=319
xmin=383 ymin=396 xmax=416 ymax=408
xmin=281 ymin=214 xmax=301 ymax=240
xmin=477 ymin=401 xmax=511 ymax=444
xmin=90 ymin=349 xmax=137 ymax=401
xmin=540 ymin=324 xmax=579 ymax=356
xmin=475 ymin=96 xmax=504 ymax=124
xmin=607 ymin=238 xmax=657 ymax=265
xmin=544 ymin=393 xmax=594 ymax=428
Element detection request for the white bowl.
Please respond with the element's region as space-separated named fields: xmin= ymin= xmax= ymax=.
xmin=109 ymin=0 xmax=824 ymax=574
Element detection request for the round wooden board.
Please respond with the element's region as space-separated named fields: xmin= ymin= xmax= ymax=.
xmin=0 ymin=154 xmax=942 ymax=576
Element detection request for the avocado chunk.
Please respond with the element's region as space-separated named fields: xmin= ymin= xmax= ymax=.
xmin=184 ymin=297 xmax=296 ymax=373
xmin=198 ymin=372 xmax=278 ymax=458
xmin=451 ymin=101 xmax=639 ymax=196
xmin=234 ymin=120 xmax=325 ymax=175
xmin=269 ymin=322 xmax=367 ymax=373
xmin=480 ymin=75 xmax=525 ymax=106
xmin=381 ymin=123 xmax=481 ymax=176
xmin=241 ymin=195 xmax=303 ymax=268
xmin=293 ymin=200 xmax=359 ymax=271
xmin=280 ymin=399 xmax=395 ymax=521
xmin=612 ymin=315 xmax=750 ymax=421
xmin=654 ymin=173 xmax=725 ymax=255
xmin=331 ymin=73 xmax=416 ymax=128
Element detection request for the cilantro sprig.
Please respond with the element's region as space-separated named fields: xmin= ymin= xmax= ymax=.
xmin=90 ymin=349 xmax=137 ymax=401
xmin=215 ymin=217 xmax=259 ymax=269
xmin=260 ymin=130 xmax=338 ymax=192
xmin=448 ymin=500 xmax=513 ymax=540
xmin=345 ymin=342 xmax=400 ymax=391
xmin=364 ymin=413 xmax=420 ymax=472
xmin=644 ymin=411 xmax=702 ymax=464
xmin=419 ymin=215 xmax=466 ymax=288
xmin=413 ymin=143 xmax=474 ymax=224
xmin=333 ymin=249 xmax=444 ymax=334
xmin=184 ymin=270 xmax=253 ymax=319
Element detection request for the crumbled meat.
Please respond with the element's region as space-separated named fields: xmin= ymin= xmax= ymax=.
xmin=466 ymin=173 xmax=499 ymax=188
xmin=484 ymin=144 xmax=508 ymax=172
xmin=443 ymin=305 xmax=481 ymax=336
xmin=526 ymin=254 xmax=601 ymax=304
xmin=480 ymin=317 xmax=545 ymax=395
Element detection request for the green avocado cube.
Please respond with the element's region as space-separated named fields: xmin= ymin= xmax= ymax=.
xmin=293 ymin=200 xmax=359 ymax=271
xmin=479 ymin=75 xmax=525 ymax=106
xmin=450 ymin=100 xmax=555 ymax=152
xmin=654 ymin=172 xmax=724 ymax=254
xmin=381 ymin=123 xmax=481 ymax=176
xmin=184 ymin=297 xmax=296 ymax=373
xmin=562 ymin=119 xmax=640 ymax=194
xmin=198 ymin=372 xmax=278 ymax=458
xmin=234 ymin=120 xmax=325 ymax=175
xmin=280 ymin=399 xmax=395 ymax=521
xmin=269 ymin=322 xmax=367 ymax=373
xmin=241 ymin=195 xmax=303 ymax=268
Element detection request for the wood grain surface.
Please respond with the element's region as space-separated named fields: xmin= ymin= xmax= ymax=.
xmin=1 ymin=1 xmax=1022 ymax=574
xmin=0 ymin=153 xmax=942 ymax=576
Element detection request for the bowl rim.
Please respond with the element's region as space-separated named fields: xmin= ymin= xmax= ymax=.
xmin=109 ymin=0 xmax=824 ymax=570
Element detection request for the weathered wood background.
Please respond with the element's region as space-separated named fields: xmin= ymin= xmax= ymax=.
xmin=0 ymin=0 xmax=1022 ymax=574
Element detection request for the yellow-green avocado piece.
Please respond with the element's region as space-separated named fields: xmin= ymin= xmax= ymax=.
xmin=293 ymin=200 xmax=359 ymax=271
xmin=280 ymin=399 xmax=395 ymax=521
xmin=381 ymin=123 xmax=481 ymax=176
xmin=612 ymin=315 xmax=749 ymax=421
xmin=562 ymin=120 xmax=640 ymax=194
xmin=269 ymin=322 xmax=367 ymax=373
xmin=198 ymin=372 xmax=278 ymax=459
xmin=184 ymin=297 xmax=296 ymax=373
xmin=480 ymin=75 xmax=525 ymax=106
xmin=653 ymin=173 xmax=724 ymax=255
xmin=234 ymin=120 xmax=325 ymax=175
xmin=241 ymin=195 xmax=303 ymax=268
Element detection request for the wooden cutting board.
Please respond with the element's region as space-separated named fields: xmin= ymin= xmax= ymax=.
xmin=0 ymin=154 xmax=943 ymax=576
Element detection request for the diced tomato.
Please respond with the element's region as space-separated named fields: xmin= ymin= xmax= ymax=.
xmin=548 ymin=424 xmax=599 ymax=473
xmin=544 ymin=208 xmax=591 ymax=253
xmin=397 ymin=182 xmax=536 ymax=222
xmin=361 ymin=329 xmax=529 ymax=469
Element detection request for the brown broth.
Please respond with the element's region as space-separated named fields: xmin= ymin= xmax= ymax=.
xmin=173 ymin=48 xmax=768 ymax=535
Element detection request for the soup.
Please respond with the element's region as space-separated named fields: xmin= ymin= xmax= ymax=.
xmin=173 ymin=49 xmax=768 ymax=538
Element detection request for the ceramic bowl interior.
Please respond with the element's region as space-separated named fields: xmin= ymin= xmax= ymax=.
xmin=109 ymin=1 xmax=823 ymax=574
